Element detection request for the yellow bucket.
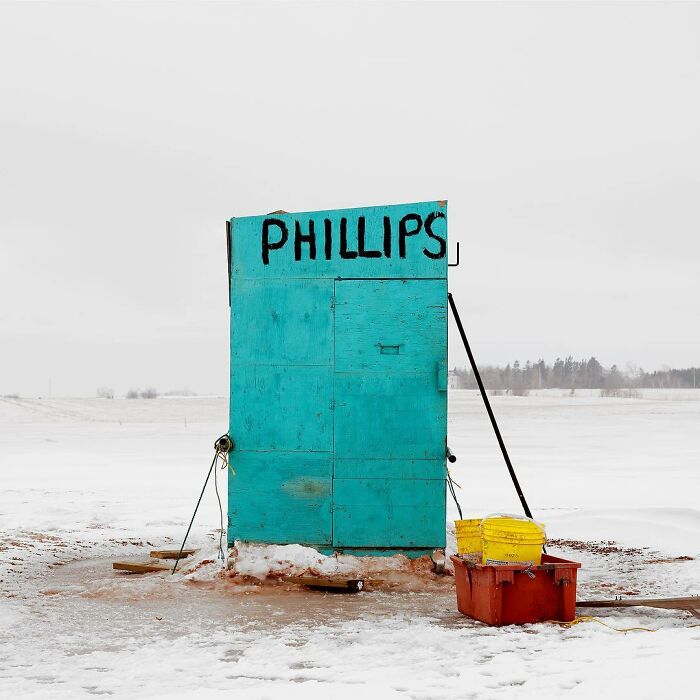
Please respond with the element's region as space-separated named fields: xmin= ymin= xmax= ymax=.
xmin=455 ymin=519 xmax=482 ymax=560
xmin=481 ymin=514 xmax=546 ymax=566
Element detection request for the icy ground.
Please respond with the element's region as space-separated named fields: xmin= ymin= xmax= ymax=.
xmin=1 ymin=391 xmax=698 ymax=699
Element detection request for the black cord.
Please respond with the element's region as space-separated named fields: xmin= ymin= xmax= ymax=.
xmin=447 ymin=471 xmax=463 ymax=520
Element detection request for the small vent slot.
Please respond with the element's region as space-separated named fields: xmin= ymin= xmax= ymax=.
xmin=379 ymin=344 xmax=401 ymax=355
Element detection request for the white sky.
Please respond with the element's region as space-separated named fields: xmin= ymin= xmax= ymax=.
xmin=1 ymin=1 xmax=699 ymax=397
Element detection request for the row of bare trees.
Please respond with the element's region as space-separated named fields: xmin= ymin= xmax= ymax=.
xmin=97 ymin=387 xmax=158 ymax=399
xmin=451 ymin=357 xmax=699 ymax=393
xmin=96 ymin=387 xmax=199 ymax=399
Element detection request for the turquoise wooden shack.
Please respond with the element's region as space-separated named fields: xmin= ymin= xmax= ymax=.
xmin=227 ymin=201 xmax=448 ymax=557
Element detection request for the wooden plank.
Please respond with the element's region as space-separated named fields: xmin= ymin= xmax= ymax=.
xmin=112 ymin=561 xmax=171 ymax=573
xmin=282 ymin=575 xmax=365 ymax=592
xmin=578 ymin=596 xmax=700 ymax=618
xmin=149 ymin=549 xmax=197 ymax=560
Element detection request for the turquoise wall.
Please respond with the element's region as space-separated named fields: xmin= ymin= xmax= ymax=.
xmin=228 ymin=201 xmax=448 ymax=556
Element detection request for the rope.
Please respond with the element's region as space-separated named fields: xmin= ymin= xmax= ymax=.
xmin=171 ymin=433 xmax=233 ymax=575
xmin=213 ymin=454 xmax=226 ymax=566
xmin=547 ymin=615 xmax=657 ymax=633
xmin=214 ymin=442 xmax=234 ymax=565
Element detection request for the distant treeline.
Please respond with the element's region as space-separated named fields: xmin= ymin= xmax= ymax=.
xmin=451 ymin=357 xmax=699 ymax=393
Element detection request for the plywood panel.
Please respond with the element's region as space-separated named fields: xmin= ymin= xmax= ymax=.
xmin=334 ymin=279 xmax=447 ymax=373
xmin=231 ymin=278 xmax=333 ymax=365
xmin=334 ymin=458 xmax=445 ymax=480
xmin=229 ymin=452 xmax=332 ymax=545
xmin=332 ymin=478 xmax=446 ymax=548
xmin=231 ymin=365 xmax=333 ymax=452
xmin=333 ymin=373 xmax=445 ymax=459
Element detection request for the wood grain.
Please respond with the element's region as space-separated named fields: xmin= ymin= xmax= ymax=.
xmin=112 ymin=561 xmax=171 ymax=573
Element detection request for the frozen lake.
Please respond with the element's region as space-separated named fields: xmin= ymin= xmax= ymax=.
xmin=1 ymin=391 xmax=698 ymax=698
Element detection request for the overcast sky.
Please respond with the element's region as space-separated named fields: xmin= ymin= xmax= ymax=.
xmin=1 ymin=1 xmax=699 ymax=397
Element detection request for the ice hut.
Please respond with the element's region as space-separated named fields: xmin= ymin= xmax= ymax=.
xmin=226 ymin=201 xmax=448 ymax=557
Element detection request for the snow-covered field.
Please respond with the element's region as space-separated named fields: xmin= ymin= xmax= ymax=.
xmin=1 ymin=391 xmax=698 ymax=699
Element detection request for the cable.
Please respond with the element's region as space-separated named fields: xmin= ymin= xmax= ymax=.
xmin=447 ymin=469 xmax=463 ymax=520
xmin=213 ymin=453 xmax=226 ymax=565
xmin=171 ymin=433 xmax=232 ymax=575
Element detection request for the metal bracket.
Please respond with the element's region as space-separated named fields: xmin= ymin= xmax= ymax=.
xmin=448 ymin=241 xmax=460 ymax=267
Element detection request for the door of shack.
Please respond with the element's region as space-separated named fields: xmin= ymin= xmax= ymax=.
xmin=332 ymin=279 xmax=447 ymax=550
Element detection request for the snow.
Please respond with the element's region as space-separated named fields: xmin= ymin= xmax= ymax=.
xmin=222 ymin=542 xmax=408 ymax=581
xmin=1 ymin=391 xmax=698 ymax=698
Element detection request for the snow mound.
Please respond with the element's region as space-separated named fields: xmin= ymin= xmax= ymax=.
xmin=173 ymin=542 xmax=451 ymax=591
xmin=231 ymin=541 xmax=412 ymax=580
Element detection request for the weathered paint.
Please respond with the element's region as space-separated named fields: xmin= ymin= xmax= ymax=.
xmin=332 ymin=478 xmax=447 ymax=547
xmin=229 ymin=452 xmax=332 ymax=545
xmin=229 ymin=201 xmax=448 ymax=556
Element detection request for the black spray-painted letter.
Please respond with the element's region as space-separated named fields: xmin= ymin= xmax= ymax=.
xmin=398 ymin=213 xmax=422 ymax=258
xmin=262 ymin=218 xmax=289 ymax=265
xmin=423 ymin=211 xmax=447 ymax=259
xmin=294 ymin=219 xmax=316 ymax=261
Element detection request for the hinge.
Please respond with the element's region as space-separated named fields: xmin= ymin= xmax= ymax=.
xmin=330 ymin=296 xmax=335 ymax=310
xmin=330 ymin=398 xmax=335 ymax=410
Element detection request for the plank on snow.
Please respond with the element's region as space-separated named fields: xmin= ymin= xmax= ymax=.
xmin=149 ymin=549 xmax=197 ymax=560
xmin=113 ymin=561 xmax=171 ymax=573
xmin=578 ymin=596 xmax=700 ymax=619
